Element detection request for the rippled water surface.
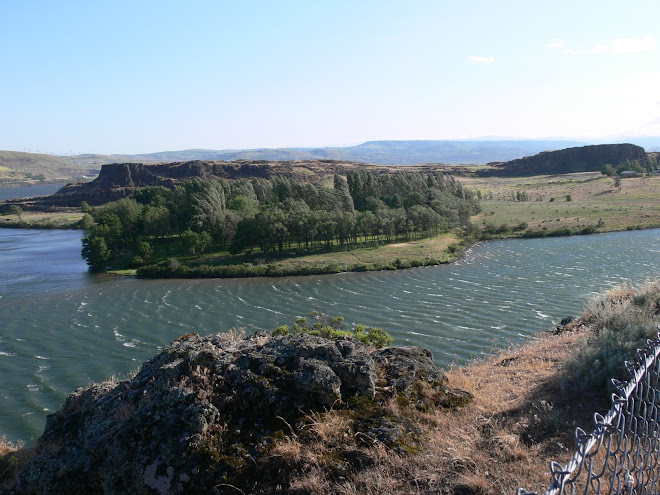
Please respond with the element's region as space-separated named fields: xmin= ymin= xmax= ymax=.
xmin=1 ymin=228 xmax=659 ymax=441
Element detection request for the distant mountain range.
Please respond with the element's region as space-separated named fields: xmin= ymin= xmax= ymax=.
xmin=2 ymin=138 xmax=660 ymax=183
xmin=64 ymin=139 xmax=589 ymax=167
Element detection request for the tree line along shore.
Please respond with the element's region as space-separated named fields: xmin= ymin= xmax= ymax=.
xmin=1 ymin=166 xmax=659 ymax=278
xmin=77 ymin=170 xmax=480 ymax=276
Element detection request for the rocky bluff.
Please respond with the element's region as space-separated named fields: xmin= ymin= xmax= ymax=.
xmin=5 ymin=333 xmax=471 ymax=495
xmin=479 ymin=143 xmax=648 ymax=177
xmin=9 ymin=159 xmax=365 ymax=210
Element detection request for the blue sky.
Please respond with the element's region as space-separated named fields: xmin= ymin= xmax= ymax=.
xmin=1 ymin=0 xmax=659 ymax=154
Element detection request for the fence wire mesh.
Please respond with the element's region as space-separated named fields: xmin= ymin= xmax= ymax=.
xmin=518 ymin=329 xmax=660 ymax=495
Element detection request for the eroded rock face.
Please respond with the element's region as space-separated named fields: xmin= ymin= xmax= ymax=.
xmin=479 ymin=143 xmax=647 ymax=177
xmin=8 ymin=333 xmax=471 ymax=495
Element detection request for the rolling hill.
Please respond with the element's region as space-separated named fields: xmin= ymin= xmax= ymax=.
xmin=59 ymin=139 xmax=586 ymax=167
xmin=0 ymin=150 xmax=98 ymax=184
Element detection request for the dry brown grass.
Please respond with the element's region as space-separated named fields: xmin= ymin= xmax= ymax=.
xmin=218 ymin=327 xmax=247 ymax=342
xmin=0 ymin=437 xmax=36 ymax=489
xmin=461 ymin=172 xmax=660 ymax=232
xmin=266 ymin=324 xmax=610 ymax=495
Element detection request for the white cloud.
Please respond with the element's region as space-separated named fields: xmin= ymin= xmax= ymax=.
xmin=599 ymin=35 xmax=656 ymax=54
xmin=468 ymin=55 xmax=495 ymax=64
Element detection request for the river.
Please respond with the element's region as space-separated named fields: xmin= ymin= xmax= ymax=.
xmin=0 ymin=183 xmax=66 ymax=202
xmin=0 ymin=227 xmax=658 ymax=442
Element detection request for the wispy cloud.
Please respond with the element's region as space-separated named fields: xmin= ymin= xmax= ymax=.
xmin=545 ymin=36 xmax=656 ymax=55
xmin=593 ymin=36 xmax=656 ymax=55
xmin=468 ymin=55 xmax=495 ymax=64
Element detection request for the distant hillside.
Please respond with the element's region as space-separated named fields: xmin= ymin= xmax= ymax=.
xmin=478 ymin=143 xmax=650 ymax=177
xmin=4 ymin=139 xmax=657 ymax=184
xmin=0 ymin=150 xmax=98 ymax=184
xmin=61 ymin=139 xmax=586 ymax=167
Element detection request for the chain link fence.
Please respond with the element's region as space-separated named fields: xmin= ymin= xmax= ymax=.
xmin=519 ymin=328 xmax=660 ymax=495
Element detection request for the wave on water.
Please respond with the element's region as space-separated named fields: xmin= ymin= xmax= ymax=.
xmin=0 ymin=228 xmax=659 ymax=443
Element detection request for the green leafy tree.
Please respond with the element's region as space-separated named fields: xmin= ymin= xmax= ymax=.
xmin=81 ymin=235 xmax=110 ymax=272
xmin=94 ymin=213 xmax=123 ymax=252
xmin=229 ymin=195 xmax=259 ymax=219
xmin=192 ymin=179 xmax=227 ymax=242
xmin=601 ymin=164 xmax=615 ymax=176
xmin=78 ymin=213 xmax=94 ymax=230
xmin=182 ymin=229 xmax=211 ymax=254
xmin=138 ymin=241 xmax=154 ymax=260
xmin=182 ymin=229 xmax=200 ymax=254
xmin=142 ymin=206 xmax=171 ymax=239
xmin=7 ymin=205 xmax=22 ymax=221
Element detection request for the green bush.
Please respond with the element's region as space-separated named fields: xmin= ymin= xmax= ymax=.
xmin=271 ymin=311 xmax=394 ymax=348
xmin=562 ymin=280 xmax=660 ymax=393
xmin=78 ymin=213 xmax=94 ymax=230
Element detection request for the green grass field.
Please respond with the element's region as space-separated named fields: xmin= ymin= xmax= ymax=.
xmin=0 ymin=211 xmax=83 ymax=229
xmin=460 ymin=172 xmax=660 ymax=232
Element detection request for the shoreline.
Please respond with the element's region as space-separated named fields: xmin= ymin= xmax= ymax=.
xmin=2 ymin=219 xmax=658 ymax=279
xmin=2 ymin=291 xmax=646 ymax=493
xmin=133 ymin=222 xmax=658 ymax=279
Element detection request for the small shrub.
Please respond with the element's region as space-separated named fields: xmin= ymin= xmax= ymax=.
xmin=272 ymin=325 xmax=290 ymax=337
xmin=271 ymin=311 xmax=394 ymax=348
xmin=366 ymin=326 xmax=394 ymax=348
xmin=562 ymin=280 xmax=660 ymax=392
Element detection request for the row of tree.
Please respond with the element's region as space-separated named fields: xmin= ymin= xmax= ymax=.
xmin=81 ymin=170 xmax=480 ymax=271
xmin=600 ymin=157 xmax=658 ymax=177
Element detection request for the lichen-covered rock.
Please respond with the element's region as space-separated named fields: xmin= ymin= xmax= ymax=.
xmin=7 ymin=333 xmax=471 ymax=494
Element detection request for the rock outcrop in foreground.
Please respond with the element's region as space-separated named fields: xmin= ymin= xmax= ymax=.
xmin=7 ymin=333 xmax=471 ymax=495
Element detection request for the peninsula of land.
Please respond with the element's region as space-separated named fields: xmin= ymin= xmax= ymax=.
xmin=0 ymin=143 xmax=658 ymax=278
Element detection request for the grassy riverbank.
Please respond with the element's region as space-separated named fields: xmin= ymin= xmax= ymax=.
xmin=2 ymin=171 xmax=658 ymax=278
xmin=133 ymin=233 xmax=464 ymax=278
xmin=462 ymin=171 xmax=660 ymax=233
xmin=0 ymin=211 xmax=84 ymax=230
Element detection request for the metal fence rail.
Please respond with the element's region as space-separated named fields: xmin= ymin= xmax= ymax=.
xmin=519 ymin=329 xmax=660 ymax=495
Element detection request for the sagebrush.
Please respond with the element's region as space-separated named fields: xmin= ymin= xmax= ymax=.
xmin=562 ymin=279 xmax=660 ymax=392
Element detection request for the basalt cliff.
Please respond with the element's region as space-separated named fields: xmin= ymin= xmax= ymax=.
xmin=479 ymin=143 xmax=648 ymax=177
xmin=2 ymin=159 xmax=404 ymax=210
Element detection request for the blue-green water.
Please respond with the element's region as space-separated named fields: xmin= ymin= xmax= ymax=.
xmin=0 ymin=183 xmax=66 ymax=202
xmin=0 ymin=228 xmax=658 ymax=441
